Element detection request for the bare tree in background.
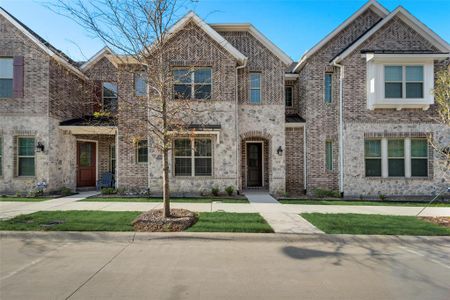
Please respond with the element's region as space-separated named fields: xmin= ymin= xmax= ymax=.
xmin=51 ymin=0 xmax=207 ymax=217
xmin=432 ymin=68 xmax=450 ymax=184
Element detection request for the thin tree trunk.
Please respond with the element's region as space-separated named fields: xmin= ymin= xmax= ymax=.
xmin=162 ymin=144 xmax=170 ymax=218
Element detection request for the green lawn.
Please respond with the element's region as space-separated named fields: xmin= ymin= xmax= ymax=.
xmin=187 ymin=212 xmax=273 ymax=233
xmin=82 ymin=197 xmax=249 ymax=203
xmin=280 ymin=199 xmax=450 ymax=207
xmin=302 ymin=213 xmax=450 ymax=236
xmin=0 ymin=211 xmax=272 ymax=233
xmin=0 ymin=197 xmax=53 ymax=202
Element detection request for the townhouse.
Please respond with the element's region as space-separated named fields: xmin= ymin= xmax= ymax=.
xmin=0 ymin=0 xmax=449 ymax=197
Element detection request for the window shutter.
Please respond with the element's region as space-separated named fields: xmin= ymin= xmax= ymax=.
xmin=13 ymin=56 xmax=24 ymax=98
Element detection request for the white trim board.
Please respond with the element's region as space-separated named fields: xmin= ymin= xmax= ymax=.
xmin=293 ymin=0 xmax=389 ymax=72
xmin=80 ymin=46 xmax=116 ymax=71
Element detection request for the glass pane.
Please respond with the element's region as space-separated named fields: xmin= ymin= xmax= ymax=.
xmin=174 ymin=84 xmax=191 ymax=99
xmin=0 ymin=79 xmax=13 ymax=98
xmin=195 ymin=158 xmax=212 ymax=176
xmin=135 ymin=74 xmax=147 ymax=96
xmin=411 ymin=159 xmax=428 ymax=177
xmin=174 ymin=139 xmax=191 ymax=156
xmin=79 ymin=143 xmax=92 ymax=167
xmin=411 ymin=139 xmax=427 ymax=157
xmin=137 ymin=140 xmax=148 ymax=162
xmin=19 ymin=138 xmax=35 ymax=156
xmin=173 ymin=69 xmax=191 ymax=83
xmin=250 ymin=73 xmax=261 ymax=89
xmin=194 ymin=85 xmax=211 ymax=100
xmin=110 ymin=145 xmax=116 ymax=160
xmin=0 ymin=58 xmax=13 ymax=78
xmin=406 ymin=66 xmax=423 ymax=81
xmin=175 ymin=158 xmax=191 ymax=176
xmin=103 ymin=82 xmax=117 ymax=97
xmin=365 ymin=140 xmax=381 ymax=158
xmin=285 ymin=87 xmax=293 ymax=106
xmin=385 ymin=83 xmax=402 ymax=98
xmin=385 ymin=66 xmax=402 ymax=81
xmin=388 ymin=159 xmax=405 ymax=177
xmin=19 ymin=157 xmax=35 ymax=176
xmin=194 ymin=68 xmax=211 ymax=83
xmin=325 ymin=73 xmax=332 ymax=103
xmin=325 ymin=141 xmax=333 ymax=170
xmin=406 ymin=83 xmax=423 ymax=98
xmin=365 ymin=159 xmax=381 ymax=177
xmin=250 ymin=89 xmax=261 ymax=104
xmin=388 ymin=140 xmax=404 ymax=157
xmin=194 ymin=139 xmax=211 ymax=157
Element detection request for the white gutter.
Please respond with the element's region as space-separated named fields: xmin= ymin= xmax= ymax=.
xmin=333 ymin=59 xmax=345 ymax=196
xmin=235 ymin=59 xmax=248 ymax=193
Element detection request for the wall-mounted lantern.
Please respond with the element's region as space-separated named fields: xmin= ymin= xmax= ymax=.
xmin=277 ymin=146 xmax=283 ymax=156
xmin=36 ymin=142 xmax=45 ymax=152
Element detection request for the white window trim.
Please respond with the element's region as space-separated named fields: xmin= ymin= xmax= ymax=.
xmin=285 ymin=86 xmax=293 ymax=107
xmin=249 ymin=72 xmax=262 ymax=104
xmin=366 ymin=56 xmax=434 ymax=110
xmin=16 ymin=136 xmax=36 ymax=177
xmin=365 ymin=137 xmax=429 ymax=179
xmin=173 ymin=137 xmax=213 ymax=177
xmin=383 ymin=65 xmax=425 ymax=100
xmin=173 ymin=67 xmax=212 ymax=100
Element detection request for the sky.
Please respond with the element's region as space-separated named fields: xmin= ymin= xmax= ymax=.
xmin=1 ymin=0 xmax=449 ymax=62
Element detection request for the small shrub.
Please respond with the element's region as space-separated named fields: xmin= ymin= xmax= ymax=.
xmin=60 ymin=187 xmax=72 ymax=197
xmin=225 ymin=186 xmax=234 ymax=196
xmin=116 ymin=187 xmax=126 ymax=195
xmin=378 ymin=193 xmax=386 ymax=201
xmin=313 ymin=188 xmax=340 ymax=198
xmin=15 ymin=191 xmax=25 ymax=198
xmin=211 ymin=186 xmax=220 ymax=197
xmin=101 ymin=187 xmax=117 ymax=195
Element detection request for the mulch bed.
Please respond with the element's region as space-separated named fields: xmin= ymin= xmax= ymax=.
xmin=420 ymin=217 xmax=450 ymax=228
xmin=132 ymin=209 xmax=197 ymax=232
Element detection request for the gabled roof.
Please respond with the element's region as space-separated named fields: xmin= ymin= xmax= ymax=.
xmin=168 ymin=11 xmax=247 ymax=65
xmin=332 ymin=6 xmax=450 ymax=63
xmin=211 ymin=24 xmax=293 ymax=66
xmin=0 ymin=7 xmax=87 ymax=79
xmin=293 ymin=0 xmax=389 ymax=72
xmin=80 ymin=46 xmax=115 ymax=71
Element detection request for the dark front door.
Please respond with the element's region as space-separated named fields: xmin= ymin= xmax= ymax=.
xmin=77 ymin=141 xmax=96 ymax=187
xmin=247 ymin=143 xmax=263 ymax=187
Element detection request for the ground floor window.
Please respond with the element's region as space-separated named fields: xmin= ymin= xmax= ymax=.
xmin=17 ymin=137 xmax=35 ymax=176
xmin=364 ymin=137 xmax=428 ymax=178
xmin=325 ymin=141 xmax=333 ymax=171
xmin=110 ymin=144 xmax=116 ymax=174
xmin=174 ymin=138 xmax=212 ymax=176
xmin=136 ymin=140 xmax=148 ymax=163
xmin=0 ymin=136 xmax=2 ymax=176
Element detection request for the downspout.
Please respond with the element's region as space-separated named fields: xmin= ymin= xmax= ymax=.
xmin=333 ymin=58 xmax=345 ymax=197
xmin=235 ymin=58 xmax=247 ymax=194
xmin=303 ymin=124 xmax=307 ymax=193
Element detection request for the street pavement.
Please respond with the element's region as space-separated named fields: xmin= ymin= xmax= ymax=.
xmin=0 ymin=232 xmax=449 ymax=300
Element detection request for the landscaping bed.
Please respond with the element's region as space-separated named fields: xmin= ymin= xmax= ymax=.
xmin=82 ymin=197 xmax=249 ymax=203
xmin=302 ymin=213 xmax=450 ymax=236
xmin=0 ymin=211 xmax=272 ymax=233
xmin=280 ymin=199 xmax=450 ymax=207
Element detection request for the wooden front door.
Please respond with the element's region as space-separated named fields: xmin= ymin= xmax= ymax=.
xmin=77 ymin=141 xmax=96 ymax=187
xmin=247 ymin=143 xmax=263 ymax=187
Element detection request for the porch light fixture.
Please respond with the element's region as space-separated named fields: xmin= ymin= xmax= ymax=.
xmin=36 ymin=142 xmax=45 ymax=152
xmin=277 ymin=146 xmax=283 ymax=156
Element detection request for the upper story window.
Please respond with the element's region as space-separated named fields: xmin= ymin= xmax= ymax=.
xmin=102 ymin=82 xmax=118 ymax=112
xmin=384 ymin=65 xmax=424 ymax=99
xmin=324 ymin=73 xmax=332 ymax=103
xmin=134 ymin=73 xmax=147 ymax=97
xmin=365 ymin=54 xmax=434 ymax=110
xmin=0 ymin=58 xmax=13 ymax=98
xmin=249 ymin=72 xmax=261 ymax=104
xmin=173 ymin=68 xmax=211 ymax=100
xmin=285 ymin=86 xmax=293 ymax=107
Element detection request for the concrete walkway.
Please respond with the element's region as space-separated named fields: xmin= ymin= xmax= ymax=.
xmin=245 ymin=190 xmax=323 ymax=234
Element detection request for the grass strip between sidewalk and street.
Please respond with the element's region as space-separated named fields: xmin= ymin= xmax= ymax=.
xmin=0 ymin=211 xmax=273 ymax=233
xmin=301 ymin=213 xmax=450 ymax=236
xmin=280 ymin=199 xmax=450 ymax=207
xmin=0 ymin=197 xmax=53 ymax=202
xmin=82 ymin=197 xmax=249 ymax=203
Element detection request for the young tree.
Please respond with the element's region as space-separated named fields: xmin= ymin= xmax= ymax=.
xmin=52 ymin=0 xmax=205 ymax=217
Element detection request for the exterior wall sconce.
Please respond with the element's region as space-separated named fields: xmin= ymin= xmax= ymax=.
xmin=36 ymin=142 xmax=45 ymax=152
xmin=277 ymin=146 xmax=283 ymax=156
